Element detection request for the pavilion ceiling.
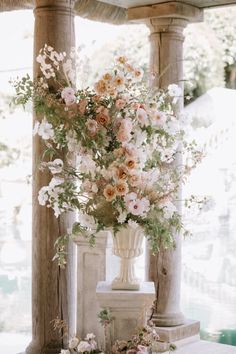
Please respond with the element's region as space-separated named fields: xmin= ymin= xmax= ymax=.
xmin=0 ymin=0 xmax=235 ymax=24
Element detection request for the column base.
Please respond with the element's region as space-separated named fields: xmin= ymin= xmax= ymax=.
xmin=25 ymin=340 xmax=62 ymax=354
xmin=152 ymin=311 xmax=186 ymax=327
xmin=155 ymin=319 xmax=200 ymax=343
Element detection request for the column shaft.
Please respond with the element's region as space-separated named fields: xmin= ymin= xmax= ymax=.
xmin=26 ymin=1 xmax=75 ymax=353
xmin=147 ymin=18 xmax=187 ymax=327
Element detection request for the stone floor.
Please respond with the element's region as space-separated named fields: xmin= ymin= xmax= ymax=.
xmin=175 ymin=340 xmax=236 ymax=353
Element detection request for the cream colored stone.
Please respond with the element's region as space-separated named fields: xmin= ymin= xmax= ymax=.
xmin=111 ymin=226 xmax=144 ymax=290
xmin=174 ymin=340 xmax=236 ymax=354
xmin=75 ymin=231 xmax=108 ymax=346
xmin=26 ymin=2 xmax=75 ymax=354
xmin=96 ymin=281 xmax=155 ymax=352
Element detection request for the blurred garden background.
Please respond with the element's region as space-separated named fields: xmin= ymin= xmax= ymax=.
xmin=0 ymin=6 xmax=236 ymax=353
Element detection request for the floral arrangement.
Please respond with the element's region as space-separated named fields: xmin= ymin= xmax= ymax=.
xmin=60 ymin=333 xmax=102 ymax=354
xmin=59 ymin=326 xmax=175 ymax=354
xmin=13 ymin=44 xmax=202 ymax=260
xmin=111 ymin=324 xmax=176 ymax=354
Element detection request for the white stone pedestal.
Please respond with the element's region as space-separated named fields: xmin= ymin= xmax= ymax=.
xmin=75 ymin=231 xmax=108 ymax=342
xmin=96 ymin=281 xmax=155 ymax=352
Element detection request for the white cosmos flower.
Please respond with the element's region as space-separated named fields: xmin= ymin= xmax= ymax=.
xmin=38 ymin=186 xmax=49 ymax=206
xmin=48 ymin=159 xmax=64 ymax=174
xmin=128 ymin=220 xmax=139 ymax=229
xmin=77 ymin=340 xmax=92 ymax=353
xmin=117 ymin=211 xmax=128 ymax=224
xmin=85 ymin=333 xmax=96 ymax=340
xmin=161 ymin=201 xmax=177 ymax=219
xmin=49 ymin=176 xmax=64 ymax=188
xmin=69 ymin=337 xmax=80 ymax=349
xmin=168 ymin=84 xmax=182 ymax=104
xmin=60 ymin=350 xmax=70 ymax=354
xmin=38 ymin=118 xmax=54 ymax=140
xmin=78 ymin=213 xmax=96 ymax=230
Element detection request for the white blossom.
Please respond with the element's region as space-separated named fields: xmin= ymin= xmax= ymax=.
xmin=168 ymin=84 xmax=182 ymax=104
xmin=128 ymin=220 xmax=139 ymax=229
xmin=161 ymin=201 xmax=177 ymax=219
xmin=69 ymin=337 xmax=79 ymax=349
xmin=60 ymin=350 xmax=70 ymax=354
xmin=47 ymin=159 xmax=64 ymax=174
xmin=78 ymin=213 xmax=96 ymax=230
xmin=117 ymin=211 xmax=128 ymax=224
xmin=77 ymin=341 xmax=92 ymax=353
xmin=38 ymin=118 xmax=54 ymax=140
xmin=38 ymin=186 xmax=49 ymax=206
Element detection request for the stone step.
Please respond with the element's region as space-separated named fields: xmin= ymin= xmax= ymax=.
xmin=175 ymin=340 xmax=236 ymax=354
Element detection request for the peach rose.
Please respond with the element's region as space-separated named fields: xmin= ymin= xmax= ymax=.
xmin=95 ymin=79 xmax=107 ymax=95
xmin=125 ymin=158 xmax=137 ymax=170
xmin=103 ymin=73 xmax=112 ymax=81
xmin=115 ymin=180 xmax=129 ymax=196
xmin=129 ymin=173 xmax=141 ymax=187
xmin=103 ymin=184 xmax=117 ymax=202
xmin=117 ymin=56 xmax=127 ymax=64
xmin=116 ymin=165 xmax=128 ymax=180
xmin=113 ymin=75 xmax=125 ymax=90
xmin=96 ymin=112 xmax=110 ymax=125
xmin=113 ymin=147 xmax=124 ymax=158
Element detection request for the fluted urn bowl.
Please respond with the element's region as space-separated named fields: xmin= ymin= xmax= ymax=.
xmin=111 ymin=225 xmax=144 ymax=290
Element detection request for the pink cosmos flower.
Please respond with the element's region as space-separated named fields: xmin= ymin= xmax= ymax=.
xmin=151 ymin=110 xmax=167 ymax=127
xmin=127 ymin=197 xmax=150 ymax=216
xmin=124 ymin=192 xmax=137 ymax=204
xmin=136 ymin=108 xmax=148 ymax=126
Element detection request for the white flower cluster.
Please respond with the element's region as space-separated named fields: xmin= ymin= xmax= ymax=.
xmin=60 ymin=333 xmax=99 ymax=354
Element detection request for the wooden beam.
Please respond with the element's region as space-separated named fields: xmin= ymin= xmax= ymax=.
xmin=128 ymin=1 xmax=203 ymax=22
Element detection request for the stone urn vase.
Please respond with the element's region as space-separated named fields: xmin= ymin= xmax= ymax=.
xmin=111 ymin=225 xmax=144 ymax=290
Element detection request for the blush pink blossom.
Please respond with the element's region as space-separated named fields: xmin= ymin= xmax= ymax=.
xmin=61 ymin=87 xmax=76 ymax=106
xmin=85 ymin=119 xmax=98 ymax=136
xmin=127 ymin=197 xmax=150 ymax=216
xmin=136 ymin=108 xmax=148 ymax=126
xmin=115 ymin=99 xmax=126 ymax=110
xmin=124 ymin=192 xmax=137 ymax=204
xmin=117 ymin=129 xmax=132 ymax=143
xmin=120 ymin=118 xmax=133 ymax=132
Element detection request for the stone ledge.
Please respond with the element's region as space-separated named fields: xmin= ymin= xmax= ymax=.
xmin=173 ymin=340 xmax=236 ymax=354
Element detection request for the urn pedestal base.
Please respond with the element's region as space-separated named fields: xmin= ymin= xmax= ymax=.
xmin=96 ymin=281 xmax=155 ymax=352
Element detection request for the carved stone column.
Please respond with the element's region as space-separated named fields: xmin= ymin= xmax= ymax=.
xmin=147 ymin=17 xmax=187 ymax=327
xmin=128 ymin=2 xmax=203 ymax=329
xmin=26 ymin=1 xmax=75 ymax=354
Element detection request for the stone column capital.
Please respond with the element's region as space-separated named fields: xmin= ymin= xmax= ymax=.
xmin=147 ymin=18 xmax=188 ymax=42
xmin=128 ymin=1 xmax=203 ymax=24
